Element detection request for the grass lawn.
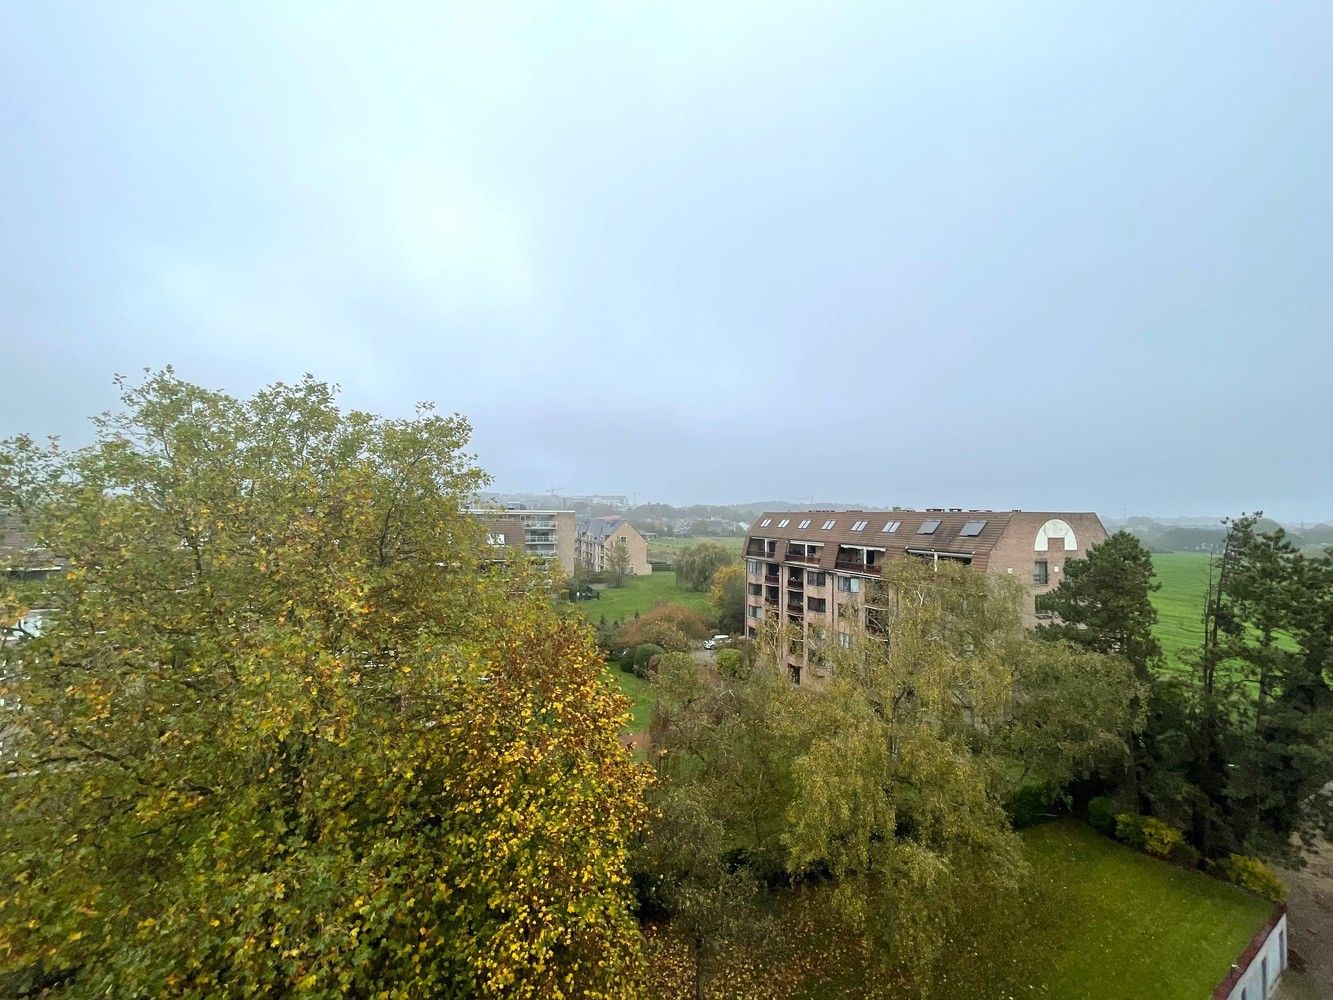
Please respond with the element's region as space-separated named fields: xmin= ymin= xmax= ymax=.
xmin=1022 ymin=819 xmax=1272 ymax=1000
xmin=579 ymin=570 xmax=715 ymax=625
xmin=606 ymin=666 xmax=654 ymax=734
xmin=1149 ymin=552 xmax=1212 ymax=671
xmin=647 ymin=535 xmax=744 ymax=564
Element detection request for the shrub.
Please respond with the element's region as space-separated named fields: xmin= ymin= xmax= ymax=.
xmin=633 ymin=643 xmax=665 ymax=669
xmin=1087 ymin=796 xmax=1116 ymax=837
xmin=638 ymin=621 xmax=690 ymax=653
xmin=619 ymin=604 xmax=711 ymax=645
xmin=715 ymin=648 xmax=744 ymax=678
xmin=1140 ymin=817 xmax=1184 ymax=858
xmin=1006 ymin=785 xmax=1054 ymax=829
xmin=1166 ymin=840 xmax=1201 ymax=869
xmin=1217 ymin=854 xmax=1286 ymax=902
xmin=1115 ymin=813 xmax=1147 ymax=849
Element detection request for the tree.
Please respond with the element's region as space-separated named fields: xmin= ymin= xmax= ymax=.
xmin=1037 ymin=530 xmax=1163 ymax=678
xmin=674 ymin=543 xmax=734 ymax=592
xmin=606 ymin=537 xmax=631 ymax=588
xmin=649 ymin=559 xmax=1139 ymax=990
xmin=0 ymin=371 xmax=649 ymax=998
xmin=708 ymin=563 xmax=746 ymax=633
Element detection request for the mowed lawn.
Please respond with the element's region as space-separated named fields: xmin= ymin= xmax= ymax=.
xmin=1149 ymin=552 xmax=1212 ymax=670
xmin=607 ymin=666 xmax=655 ymax=733
xmin=1023 ymin=820 xmax=1272 ymax=1000
xmin=579 ymin=569 xmax=715 ymax=624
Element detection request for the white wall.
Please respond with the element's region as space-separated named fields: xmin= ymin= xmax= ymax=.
xmin=1220 ymin=911 xmax=1287 ymax=1000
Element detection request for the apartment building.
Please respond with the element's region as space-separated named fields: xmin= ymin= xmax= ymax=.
xmin=469 ymin=508 xmax=577 ymax=573
xmin=575 ymin=516 xmax=651 ymax=576
xmin=743 ymin=508 xmax=1107 ymax=687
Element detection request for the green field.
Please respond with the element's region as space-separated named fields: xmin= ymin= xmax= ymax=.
xmin=1021 ymin=820 xmax=1271 ymax=999
xmin=578 ymin=570 xmax=715 ymax=625
xmin=1148 ymin=552 xmax=1212 ymax=669
xmin=646 ymin=535 xmax=744 ymax=564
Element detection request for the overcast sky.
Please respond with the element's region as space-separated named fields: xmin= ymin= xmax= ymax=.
xmin=3 ymin=4 xmax=1331 ymax=520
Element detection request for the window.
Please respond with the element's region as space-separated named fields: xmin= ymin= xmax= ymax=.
xmin=760 ymin=518 xmax=771 ymax=527
xmin=807 ymin=597 xmax=827 ymax=613
xmin=850 ymin=577 xmax=862 ymax=593
xmin=748 ymin=559 xmax=760 ymax=575
xmin=1033 ymin=560 xmax=1049 ymax=585
xmin=746 ymin=626 xmax=757 ymax=639
xmin=850 ymin=520 xmax=868 ymax=531
xmin=748 ymin=605 xmax=762 ymax=619
xmin=838 ymin=632 xmax=852 ymax=649
xmin=882 ymin=520 xmax=901 ymax=533
xmin=748 ymin=583 xmax=762 ymax=596
xmin=797 ymin=518 xmax=812 ymax=529
xmin=821 ymin=519 xmax=837 ymax=530
xmin=807 ymin=570 xmax=826 ymax=586
xmin=918 ymin=519 xmax=941 ymax=534
xmin=836 ymin=576 xmax=849 ymax=592
xmin=487 ymin=532 xmax=506 ymax=545
xmin=960 ymin=520 xmax=987 ymax=536
xmin=777 ymin=518 xmax=790 ymax=528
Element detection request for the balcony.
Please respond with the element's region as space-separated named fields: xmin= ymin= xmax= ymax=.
xmin=785 ymin=549 xmax=821 ymax=565
xmin=786 ymin=601 xmax=805 ymax=615
xmin=744 ymin=540 xmax=769 ymax=558
xmin=834 ymin=559 xmax=881 ymax=575
xmin=764 ymin=594 xmax=780 ymax=606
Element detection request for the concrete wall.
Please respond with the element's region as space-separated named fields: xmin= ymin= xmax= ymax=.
xmin=1216 ymin=909 xmax=1287 ymax=1000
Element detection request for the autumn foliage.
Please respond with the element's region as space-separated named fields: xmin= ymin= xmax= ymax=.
xmin=0 ymin=372 xmax=649 ymax=998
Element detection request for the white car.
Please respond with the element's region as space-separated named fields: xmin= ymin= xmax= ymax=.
xmin=702 ymin=634 xmax=729 ymax=650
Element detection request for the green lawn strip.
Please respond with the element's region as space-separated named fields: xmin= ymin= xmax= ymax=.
xmin=577 ymin=570 xmax=714 ymax=624
xmin=606 ymin=666 xmax=654 ymax=734
xmin=1022 ymin=820 xmax=1272 ymax=1000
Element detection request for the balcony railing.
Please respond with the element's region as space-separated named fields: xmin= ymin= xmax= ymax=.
xmin=785 ymin=550 xmax=821 ymax=565
xmin=786 ymin=601 xmax=805 ymax=615
xmin=834 ymin=559 xmax=881 ymax=575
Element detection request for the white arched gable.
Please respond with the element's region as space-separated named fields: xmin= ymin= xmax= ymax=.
xmin=1034 ymin=518 xmax=1077 ymax=552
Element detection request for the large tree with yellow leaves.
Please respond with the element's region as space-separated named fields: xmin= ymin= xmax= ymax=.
xmin=0 ymin=371 xmax=648 ymax=998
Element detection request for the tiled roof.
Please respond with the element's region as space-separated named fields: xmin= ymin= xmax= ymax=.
xmin=745 ymin=509 xmax=1014 ymax=566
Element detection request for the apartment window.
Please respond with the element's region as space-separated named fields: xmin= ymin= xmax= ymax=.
xmin=918 ymin=519 xmax=941 ymax=534
xmin=807 ymin=597 xmax=827 ymax=613
xmin=748 ymin=605 xmax=762 ymax=619
xmin=1033 ymin=560 xmax=1049 ymax=585
xmin=882 ymin=520 xmax=901 ymax=533
xmin=821 ymin=519 xmax=837 ymax=530
xmin=778 ymin=518 xmax=790 ymax=528
xmin=797 ymin=518 xmax=812 ymax=529
xmin=807 ymin=570 xmax=826 ymax=586
xmin=748 ymin=559 xmax=760 ymax=575
xmin=760 ymin=518 xmax=771 ymax=527
xmin=487 ymin=532 xmax=506 ymax=545
xmin=838 ymin=632 xmax=852 ymax=649
xmin=850 ymin=520 xmax=868 ymax=531
xmin=960 ymin=520 xmax=987 ymax=536
xmin=748 ymin=583 xmax=762 ymax=596
xmin=837 ymin=576 xmax=862 ymax=593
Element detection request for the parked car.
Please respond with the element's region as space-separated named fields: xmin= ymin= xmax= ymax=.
xmin=702 ymin=634 xmax=729 ymax=650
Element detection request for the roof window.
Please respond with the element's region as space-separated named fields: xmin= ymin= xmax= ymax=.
xmin=777 ymin=518 xmax=790 ymax=528
xmin=850 ymin=520 xmax=868 ymax=532
xmin=883 ymin=520 xmax=901 ymax=533
xmin=797 ymin=519 xmax=812 ymax=529
xmin=960 ymin=520 xmax=987 ymax=536
xmin=822 ymin=519 xmax=837 ymax=530
xmin=918 ymin=519 xmax=941 ymax=534
xmin=759 ymin=518 xmax=771 ymax=527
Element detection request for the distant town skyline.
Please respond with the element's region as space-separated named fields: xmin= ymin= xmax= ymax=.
xmin=4 ymin=3 xmax=1331 ymax=520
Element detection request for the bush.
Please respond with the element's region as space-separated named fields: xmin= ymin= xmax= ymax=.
xmin=1006 ymin=785 xmax=1055 ymax=829
xmin=1217 ymin=854 xmax=1286 ymax=902
xmin=638 ymin=622 xmax=690 ymax=653
xmin=1115 ymin=813 xmax=1147 ymax=849
xmin=715 ymin=648 xmax=744 ymax=678
xmin=1166 ymin=840 xmax=1201 ymax=869
xmin=1087 ymin=797 xmax=1116 ymax=837
xmin=618 ymin=604 xmax=711 ymax=645
xmin=1115 ymin=813 xmax=1185 ymax=859
xmin=633 ymin=643 xmax=665 ymax=670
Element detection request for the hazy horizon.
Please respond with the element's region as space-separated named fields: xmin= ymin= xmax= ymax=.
xmin=4 ymin=4 xmax=1331 ymax=520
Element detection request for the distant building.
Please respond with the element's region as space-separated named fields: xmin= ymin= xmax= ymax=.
xmin=743 ymin=508 xmax=1107 ymax=687
xmin=468 ymin=508 xmax=577 ymax=573
xmin=575 ymin=516 xmax=650 ymax=577
xmin=0 ymin=511 xmax=64 ymax=582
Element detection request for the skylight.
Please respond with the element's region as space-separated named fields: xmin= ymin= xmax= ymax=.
xmin=760 ymin=518 xmax=771 ymax=527
xmin=882 ymin=520 xmax=901 ymax=533
xmin=918 ymin=519 xmax=941 ymax=534
xmin=960 ymin=520 xmax=987 ymax=536
xmin=821 ymin=519 xmax=836 ymax=530
xmin=797 ymin=519 xmax=812 ymax=529
xmin=777 ymin=518 xmax=790 ymax=528
xmin=850 ymin=520 xmax=868 ymax=532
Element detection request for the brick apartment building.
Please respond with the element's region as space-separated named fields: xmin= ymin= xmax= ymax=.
xmin=470 ymin=508 xmax=577 ymax=573
xmin=743 ymin=508 xmax=1107 ymax=687
xmin=575 ymin=516 xmax=651 ymax=577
